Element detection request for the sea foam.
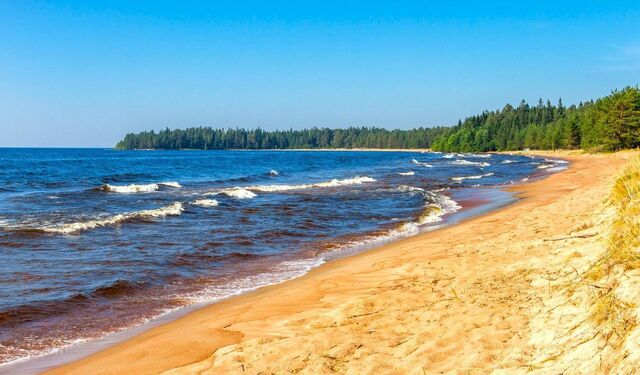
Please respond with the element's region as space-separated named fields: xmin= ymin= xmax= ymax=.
xmin=236 ymin=176 xmax=377 ymax=193
xmin=411 ymin=159 xmax=433 ymax=167
xmin=102 ymin=181 xmax=181 ymax=193
xmin=218 ymin=188 xmax=257 ymax=199
xmin=451 ymin=159 xmax=490 ymax=167
xmin=192 ymin=199 xmax=219 ymax=207
xmin=451 ymin=172 xmax=494 ymax=182
xmin=43 ymin=202 xmax=184 ymax=234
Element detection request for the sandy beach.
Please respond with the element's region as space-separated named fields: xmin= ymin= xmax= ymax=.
xmin=44 ymin=151 xmax=638 ymax=374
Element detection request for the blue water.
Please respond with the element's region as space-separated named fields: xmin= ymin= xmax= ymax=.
xmin=0 ymin=149 xmax=561 ymax=365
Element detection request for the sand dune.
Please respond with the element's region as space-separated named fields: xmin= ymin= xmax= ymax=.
xmin=47 ymin=151 xmax=638 ymax=374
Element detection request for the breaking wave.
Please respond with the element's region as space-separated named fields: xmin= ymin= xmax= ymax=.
xmin=192 ymin=199 xmax=219 ymax=207
xmin=41 ymin=202 xmax=185 ymax=234
xmin=411 ymin=159 xmax=433 ymax=167
xmin=217 ymin=176 xmax=377 ymax=194
xmin=451 ymin=172 xmax=494 ymax=182
xmin=329 ymin=191 xmax=461 ymax=254
xmin=466 ymin=153 xmax=492 ymax=158
xmin=450 ymin=159 xmax=490 ymax=167
xmin=100 ymin=181 xmax=182 ymax=193
xmin=398 ymin=171 xmax=415 ymax=176
xmin=217 ymin=188 xmax=257 ymax=199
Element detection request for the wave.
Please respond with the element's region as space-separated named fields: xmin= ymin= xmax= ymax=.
xmin=501 ymin=159 xmax=516 ymax=164
xmin=450 ymin=159 xmax=490 ymax=167
xmin=411 ymin=159 xmax=433 ymax=167
xmin=417 ymin=192 xmax=461 ymax=224
xmin=0 ymin=279 xmax=145 ymax=328
xmin=451 ymin=172 xmax=494 ymax=182
xmin=100 ymin=181 xmax=181 ymax=193
xmin=328 ymin=191 xmax=460 ymax=253
xmin=393 ymin=185 xmax=425 ymax=193
xmin=268 ymin=170 xmax=279 ymax=176
xmin=41 ymin=202 xmax=184 ymax=234
xmin=314 ymin=176 xmax=376 ymax=187
xmin=192 ymin=198 xmax=219 ymax=207
xmin=466 ymin=153 xmax=492 ymax=158
xmin=227 ymin=176 xmax=377 ymax=193
xmin=217 ymin=188 xmax=257 ymax=199
xmin=398 ymin=171 xmax=415 ymax=176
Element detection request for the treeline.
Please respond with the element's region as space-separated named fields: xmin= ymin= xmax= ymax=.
xmin=116 ymin=86 xmax=639 ymax=152
xmin=432 ymin=86 xmax=640 ymax=152
xmin=115 ymin=126 xmax=450 ymax=150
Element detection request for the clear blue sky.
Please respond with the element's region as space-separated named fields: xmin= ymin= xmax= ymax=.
xmin=1 ymin=1 xmax=639 ymax=147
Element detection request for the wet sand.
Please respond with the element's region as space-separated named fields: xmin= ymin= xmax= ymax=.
xmin=46 ymin=151 xmax=632 ymax=374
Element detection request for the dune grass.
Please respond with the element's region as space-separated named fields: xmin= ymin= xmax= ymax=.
xmin=585 ymin=157 xmax=640 ymax=351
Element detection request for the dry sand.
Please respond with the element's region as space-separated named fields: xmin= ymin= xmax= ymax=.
xmin=46 ymin=151 xmax=637 ymax=374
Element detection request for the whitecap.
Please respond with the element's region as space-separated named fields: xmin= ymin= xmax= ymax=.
xmin=159 ymin=181 xmax=182 ymax=188
xmin=466 ymin=153 xmax=492 ymax=158
xmin=103 ymin=183 xmax=159 ymax=193
xmin=315 ymin=176 xmax=376 ymax=187
xmin=218 ymin=188 xmax=257 ymax=199
xmin=103 ymin=181 xmax=181 ymax=193
xmin=398 ymin=171 xmax=415 ymax=176
xmin=411 ymin=159 xmax=433 ymax=167
xmin=43 ymin=202 xmax=184 ymax=234
xmin=268 ymin=170 xmax=279 ymax=176
xmin=451 ymin=159 xmax=490 ymax=167
xmin=244 ymin=176 xmax=376 ymax=193
xmin=501 ymin=159 xmax=516 ymax=164
xmin=192 ymin=199 xmax=219 ymax=207
xmin=394 ymin=185 xmax=425 ymax=193
xmin=328 ymin=191 xmax=460 ymax=252
xmin=451 ymin=172 xmax=494 ymax=182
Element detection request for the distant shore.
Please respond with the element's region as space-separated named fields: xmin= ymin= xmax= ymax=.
xmin=38 ymin=151 xmax=638 ymax=374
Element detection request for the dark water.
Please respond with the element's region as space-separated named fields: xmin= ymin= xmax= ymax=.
xmin=0 ymin=149 xmax=565 ymax=366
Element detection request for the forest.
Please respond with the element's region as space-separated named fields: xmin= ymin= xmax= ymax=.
xmin=116 ymin=86 xmax=639 ymax=152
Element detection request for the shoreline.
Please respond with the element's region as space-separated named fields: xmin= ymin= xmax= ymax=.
xmin=2 ymin=178 xmax=524 ymax=374
xmin=11 ymin=150 xmax=625 ymax=374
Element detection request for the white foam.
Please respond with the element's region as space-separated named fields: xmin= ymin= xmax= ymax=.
xmin=268 ymin=170 xmax=279 ymax=176
xmin=240 ymin=176 xmax=376 ymax=193
xmin=466 ymin=153 xmax=492 ymax=158
xmin=103 ymin=181 xmax=181 ymax=193
xmin=451 ymin=159 xmax=490 ymax=167
xmin=43 ymin=202 xmax=184 ymax=234
xmin=104 ymin=183 xmax=159 ymax=193
xmin=451 ymin=172 xmax=494 ymax=182
xmin=546 ymin=166 xmax=568 ymax=172
xmin=192 ymin=199 xmax=219 ymax=207
xmin=398 ymin=171 xmax=415 ymax=176
xmin=329 ymin=191 xmax=461 ymax=253
xmin=394 ymin=185 xmax=425 ymax=193
xmin=159 ymin=181 xmax=182 ymax=188
xmin=411 ymin=159 xmax=433 ymax=167
xmin=315 ymin=176 xmax=376 ymax=187
xmin=537 ymin=164 xmax=552 ymax=169
xmin=501 ymin=159 xmax=516 ymax=164
xmin=219 ymin=188 xmax=257 ymax=199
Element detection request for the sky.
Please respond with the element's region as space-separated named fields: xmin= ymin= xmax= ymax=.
xmin=0 ymin=1 xmax=639 ymax=147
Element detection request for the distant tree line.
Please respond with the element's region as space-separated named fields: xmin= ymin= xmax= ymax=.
xmin=115 ymin=126 xmax=450 ymax=150
xmin=431 ymin=86 xmax=640 ymax=152
xmin=116 ymin=86 xmax=640 ymax=152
